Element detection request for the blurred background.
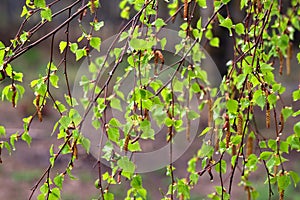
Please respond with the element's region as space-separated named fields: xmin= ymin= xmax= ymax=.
xmin=0 ymin=1 xmax=299 ymax=199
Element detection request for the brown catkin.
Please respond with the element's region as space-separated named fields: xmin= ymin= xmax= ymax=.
xmin=123 ymin=134 xmax=131 ymax=152
xmin=225 ymin=128 xmax=231 ymax=148
xmin=279 ymin=112 xmax=284 ymax=134
xmin=144 ymin=108 xmax=149 ymax=121
xmin=279 ymin=189 xmax=284 ymax=200
xmin=154 ymin=50 xmax=164 ymax=75
xmin=90 ymin=0 xmax=95 ymax=13
xmin=35 ymin=94 xmax=43 ymax=122
xmin=232 ymin=145 xmax=237 ymax=156
xmin=246 ymin=136 xmax=253 ymax=159
xmin=38 ymin=110 xmax=43 ymax=122
xmin=167 ymin=126 xmax=173 ymax=142
xmin=274 ymin=165 xmax=278 ymax=176
xmin=266 ymin=103 xmax=270 ymax=128
xmin=73 ymin=143 xmax=78 ymax=159
xmin=179 ymin=194 xmax=184 ymax=200
xmin=184 ymin=0 xmax=188 ymax=20
xmin=245 ymin=186 xmax=251 ymax=200
xmin=237 ymin=113 xmax=243 ymax=135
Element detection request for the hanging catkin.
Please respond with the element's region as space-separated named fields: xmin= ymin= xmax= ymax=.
xmin=246 ymin=136 xmax=253 ymax=158
xmin=237 ymin=113 xmax=243 ymax=135
xmin=184 ymin=0 xmax=188 ymax=20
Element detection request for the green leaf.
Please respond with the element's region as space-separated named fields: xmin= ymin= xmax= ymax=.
xmin=282 ymin=107 xmax=293 ymax=122
xmin=196 ymin=18 xmax=202 ymax=29
xmin=277 ymin=35 xmax=289 ymax=52
xmin=75 ymin=49 xmax=87 ymax=61
xmin=59 ymin=41 xmax=67 ymax=54
xmin=50 ymin=74 xmax=59 ymax=88
xmin=293 ymin=90 xmax=300 ymax=101
xmin=253 ymin=89 xmax=265 ymax=110
xmin=187 ymin=110 xmax=200 ymax=120
xmin=222 ymin=0 xmax=231 ymax=4
xmin=215 ymin=160 xmax=227 ymax=174
xmin=91 ymin=21 xmax=104 ymax=31
xmin=10 ymin=133 xmax=18 ymax=151
xmin=160 ymin=37 xmax=167 ymax=50
xmin=59 ymin=116 xmax=71 ymax=129
xmin=34 ymin=0 xmax=46 ymax=8
xmin=280 ymin=141 xmax=289 ymax=153
xmin=165 ymin=117 xmax=174 ymax=127
xmin=3 ymin=141 xmax=11 ymax=155
xmin=260 ymin=63 xmax=274 ymax=73
xmin=152 ymin=18 xmax=166 ymax=29
xmin=260 ymin=151 xmax=273 ymax=160
xmin=69 ymin=43 xmax=78 ymax=53
xmin=117 ymin=156 xmax=135 ymax=174
xmin=294 ymin=122 xmax=300 ymax=137
xmin=235 ymin=23 xmax=245 ymax=35
xmin=49 ymin=187 xmax=61 ymax=200
xmin=197 ymin=142 xmax=214 ymax=158
xmin=21 ymin=6 xmax=29 ymax=18
xmin=177 ymin=178 xmax=190 ymax=199
xmin=54 ymin=101 xmax=67 ymax=113
xmin=90 ymin=37 xmax=101 ymax=52
xmin=267 ymin=93 xmax=277 ymax=106
xmin=131 ymin=175 xmax=142 ymax=189
xmin=54 ymin=174 xmax=64 ymax=189
xmin=0 ymin=125 xmax=6 ymax=136
xmin=197 ymin=0 xmax=207 ymax=8
xmin=65 ymin=94 xmax=78 ymax=106
xmin=13 ymin=72 xmax=23 ymax=82
xmin=130 ymin=38 xmax=155 ymax=50
xmin=110 ymin=98 xmax=122 ymax=112
xmin=109 ymin=118 xmax=122 ymax=127
xmin=220 ymin=17 xmax=233 ymax=35
xmin=289 ymin=171 xmax=300 ymax=187
xmin=103 ymin=192 xmax=114 ymax=200
xmin=81 ymin=136 xmax=91 ymax=154
xmin=199 ymin=127 xmax=212 ymax=137
xmin=209 ymin=37 xmax=220 ymax=47
xmin=21 ymin=131 xmax=32 ymax=146
xmin=128 ymin=140 xmax=141 ymax=152
xmin=278 ymin=174 xmax=291 ymax=190
xmin=41 ymin=7 xmax=52 ymax=21
xmin=140 ymin=120 xmax=155 ymax=140
xmin=259 ymin=141 xmax=267 ymax=148
xmin=226 ymin=99 xmax=238 ymax=114
xmin=120 ymin=6 xmax=130 ymax=19
xmin=107 ymin=127 xmax=120 ymax=143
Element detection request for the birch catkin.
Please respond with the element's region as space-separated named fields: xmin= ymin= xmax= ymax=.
xmin=237 ymin=113 xmax=243 ymax=135
xmin=184 ymin=0 xmax=188 ymax=20
xmin=246 ymin=136 xmax=253 ymax=159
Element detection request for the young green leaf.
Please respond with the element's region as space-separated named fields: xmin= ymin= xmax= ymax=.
xmin=34 ymin=0 xmax=46 ymax=8
xmin=59 ymin=41 xmax=67 ymax=53
xmin=90 ymin=37 xmax=101 ymax=52
xmin=41 ymin=7 xmax=52 ymax=21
